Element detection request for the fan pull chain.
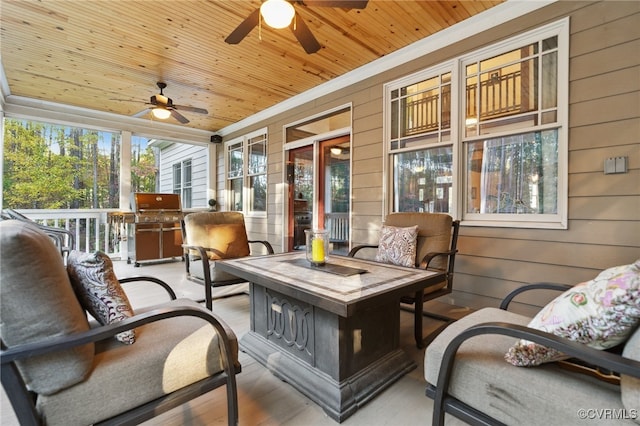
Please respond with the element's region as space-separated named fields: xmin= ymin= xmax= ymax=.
xmin=259 ymin=11 xmax=263 ymax=41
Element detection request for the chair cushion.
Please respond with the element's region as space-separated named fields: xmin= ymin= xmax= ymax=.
xmin=189 ymin=259 xmax=249 ymax=295
xmin=36 ymin=299 xmax=239 ymax=425
xmin=621 ymin=327 xmax=640 ymax=422
xmin=184 ymin=212 xmax=250 ymax=260
xmin=425 ymin=307 xmax=629 ymax=425
xmin=505 ymin=261 xmax=640 ymax=366
xmin=0 ymin=220 xmax=94 ymax=395
xmin=383 ymin=212 xmax=452 ymax=271
xmin=375 ymin=225 xmax=418 ymax=267
xmin=67 ymin=250 xmax=136 ymax=344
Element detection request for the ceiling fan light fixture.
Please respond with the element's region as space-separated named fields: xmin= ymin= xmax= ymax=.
xmin=152 ymin=107 xmax=171 ymax=120
xmin=260 ymin=0 xmax=295 ymax=29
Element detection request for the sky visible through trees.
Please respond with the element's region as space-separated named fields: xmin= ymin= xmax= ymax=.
xmin=3 ymin=119 xmax=157 ymax=209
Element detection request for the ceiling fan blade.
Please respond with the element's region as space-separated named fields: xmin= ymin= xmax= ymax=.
xmin=132 ymin=108 xmax=151 ymax=118
xmin=302 ymin=0 xmax=368 ymax=9
xmin=225 ymin=8 xmax=260 ymax=44
xmin=174 ymin=105 xmax=209 ymax=115
xmin=171 ymin=109 xmax=190 ymax=124
xmin=291 ymin=13 xmax=321 ymax=54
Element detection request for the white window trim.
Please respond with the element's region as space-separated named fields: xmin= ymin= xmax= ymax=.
xmin=224 ymin=127 xmax=268 ymax=217
xmin=383 ymin=18 xmax=569 ymax=229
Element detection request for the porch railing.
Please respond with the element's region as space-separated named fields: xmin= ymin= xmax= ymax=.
xmin=11 ymin=209 xmax=121 ymax=257
xmin=325 ymin=213 xmax=349 ymax=244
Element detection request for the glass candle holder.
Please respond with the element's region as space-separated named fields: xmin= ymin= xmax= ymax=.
xmin=305 ymin=229 xmax=329 ymax=266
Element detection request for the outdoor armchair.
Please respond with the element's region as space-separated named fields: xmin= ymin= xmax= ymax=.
xmin=349 ymin=212 xmax=460 ymax=348
xmin=0 ymin=219 xmax=240 ymax=425
xmin=425 ymin=262 xmax=640 ymax=425
xmin=1 ymin=208 xmax=75 ymax=258
xmin=182 ymin=211 xmax=274 ymax=310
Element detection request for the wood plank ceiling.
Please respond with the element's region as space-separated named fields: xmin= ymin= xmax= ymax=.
xmin=1 ymin=0 xmax=503 ymax=132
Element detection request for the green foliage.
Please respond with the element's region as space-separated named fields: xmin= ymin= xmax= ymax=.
xmin=131 ymin=142 xmax=157 ymax=193
xmin=3 ymin=119 xmax=123 ymax=209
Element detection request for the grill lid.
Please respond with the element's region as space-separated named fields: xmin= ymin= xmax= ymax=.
xmin=131 ymin=193 xmax=182 ymax=212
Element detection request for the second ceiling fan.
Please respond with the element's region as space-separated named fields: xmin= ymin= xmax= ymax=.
xmin=225 ymin=0 xmax=369 ymax=54
xmin=133 ymin=82 xmax=208 ymax=124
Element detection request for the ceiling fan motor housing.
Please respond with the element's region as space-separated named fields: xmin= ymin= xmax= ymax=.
xmin=150 ymin=94 xmax=171 ymax=106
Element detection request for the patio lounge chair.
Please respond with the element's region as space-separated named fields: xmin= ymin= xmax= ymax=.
xmin=0 ymin=219 xmax=240 ymax=425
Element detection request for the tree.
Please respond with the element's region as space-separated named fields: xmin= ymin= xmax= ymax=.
xmin=3 ymin=119 xmax=122 ymax=209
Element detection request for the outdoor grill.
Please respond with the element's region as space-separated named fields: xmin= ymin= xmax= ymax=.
xmin=108 ymin=193 xmax=184 ymax=266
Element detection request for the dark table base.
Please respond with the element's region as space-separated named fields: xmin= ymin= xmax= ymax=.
xmin=241 ymin=283 xmax=416 ymax=422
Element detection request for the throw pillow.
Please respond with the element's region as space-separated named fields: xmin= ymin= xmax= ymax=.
xmin=505 ymin=260 xmax=640 ymax=367
xmin=375 ymin=225 xmax=419 ymax=268
xmin=67 ymin=250 xmax=136 ymax=344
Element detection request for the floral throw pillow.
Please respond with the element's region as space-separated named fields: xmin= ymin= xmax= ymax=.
xmin=505 ymin=260 xmax=640 ymax=367
xmin=67 ymin=250 xmax=136 ymax=344
xmin=375 ymin=225 xmax=419 ymax=268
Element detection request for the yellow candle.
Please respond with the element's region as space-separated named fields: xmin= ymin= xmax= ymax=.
xmin=311 ymin=238 xmax=325 ymax=263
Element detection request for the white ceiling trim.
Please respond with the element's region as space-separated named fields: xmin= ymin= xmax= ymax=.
xmin=218 ymin=0 xmax=556 ymax=136
xmin=3 ymin=95 xmax=212 ymax=144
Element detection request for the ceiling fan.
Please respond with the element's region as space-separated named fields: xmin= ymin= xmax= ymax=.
xmin=225 ymin=0 xmax=369 ymax=54
xmin=132 ymin=82 xmax=208 ymax=124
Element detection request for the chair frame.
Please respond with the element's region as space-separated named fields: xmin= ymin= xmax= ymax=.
xmin=425 ymin=282 xmax=640 ymax=426
xmin=1 ymin=209 xmax=76 ymax=257
xmin=1 ymin=276 xmax=240 ymax=426
xmin=181 ymin=216 xmax=274 ymax=310
xmin=349 ymin=219 xmax=460 ymax=349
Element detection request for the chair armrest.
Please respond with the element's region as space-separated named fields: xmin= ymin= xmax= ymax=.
xmin=119 ymin=276 xmax=177 ymax=300
xmin=500 ymin=282 xmax=573 ymax=310
xmin=430 ymin=321 xmax=640 ymax=425
xmin=347 ymin=244 xmax=378 ymax=257
xmin=1 ymin=304 xmax=237 ymax=372
xmin=417 ymin=249 xmax=457 ymax=270
xmin=248 ymin=240 xmax=274 ymax=254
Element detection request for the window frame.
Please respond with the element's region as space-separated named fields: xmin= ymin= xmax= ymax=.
xmin=384 ymin=18 xmax=569 ymax=229
xmin=172 ymin=159 xmax=192 ymax=208
xmin=224 ymin=127 xmax=268 ymax=217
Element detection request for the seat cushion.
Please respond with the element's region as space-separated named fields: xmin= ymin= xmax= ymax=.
xmin=36 ymin=299 xmax=238 ymax=425
xmin=0 ymin=220 xmax=93 ymax=395
xmin=425 ymin=308 xmax=629 ymax=425
xmin=384 ymin=212 xmax=452 ymax=270
xmin=189 ymin=257 xmax=248 ymax=288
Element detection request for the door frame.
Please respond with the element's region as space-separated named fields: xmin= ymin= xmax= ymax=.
xmin=283 ymin=128 xmax=352 ymax=252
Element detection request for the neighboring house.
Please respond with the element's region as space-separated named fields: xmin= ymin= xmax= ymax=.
xmin=151 ymin=140 xmax=210 ymax=209
xmin=219 ymin=1 xmax=640 ymax=312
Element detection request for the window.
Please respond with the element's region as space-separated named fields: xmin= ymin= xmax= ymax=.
xmin=385 ymin=19 xmax=568 ymax=228
xmin=247 ymin=134 xmax=267 ymax=212
xmin=172 ymin=159 xmax=192 ymax=208
xmin=386 ymin=67 xmax=454 ymax=214
xmin=226 ymin=128 xmax=267 ymax=215
xmin=393 ymin=147 xmax=453 ymax=213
